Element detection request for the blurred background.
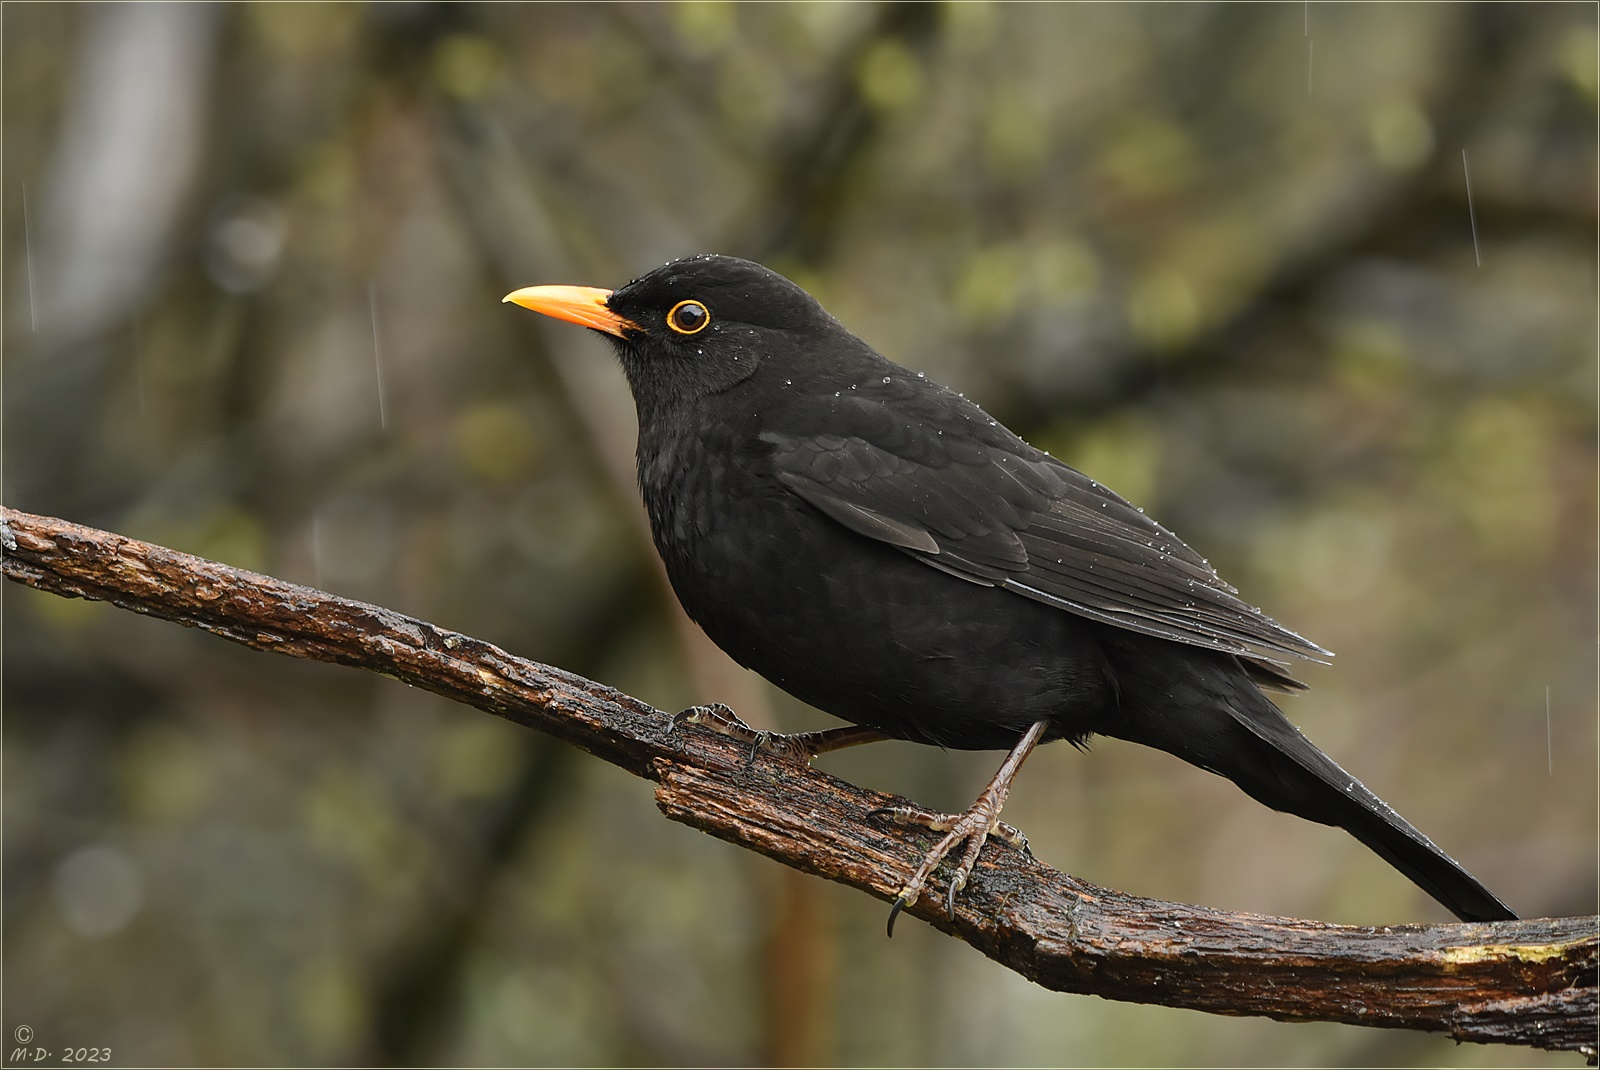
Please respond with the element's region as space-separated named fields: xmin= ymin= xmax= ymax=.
xmin=4 ymin=3 xmax=1595 ymax=1066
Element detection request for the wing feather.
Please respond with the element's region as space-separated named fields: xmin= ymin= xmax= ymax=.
xmin=759 ymin=394 xmax=1330 ymax=665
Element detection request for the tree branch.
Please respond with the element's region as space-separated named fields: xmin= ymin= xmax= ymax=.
xmin=3 ymin=506 xmax=1595 ymax=1057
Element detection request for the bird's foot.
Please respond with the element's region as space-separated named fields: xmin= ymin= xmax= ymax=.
xmin=868 ymin=794 xmax=1029 ymax=937
xmin=863 ymin=721 xmax=1051 ymax=937
xmin=868 ymin=805 xmax=1030 ymax=853
xmin=673 ymin=703 xmax=781 ymax=765
xmin=671 ymin=705 xmax=891 ymax=766
xmin=670 ymin=703 xmax=847 ymax=766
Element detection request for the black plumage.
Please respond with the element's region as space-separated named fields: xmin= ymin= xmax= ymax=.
xmin=505 ymin=254 xmax=1515 ymax=927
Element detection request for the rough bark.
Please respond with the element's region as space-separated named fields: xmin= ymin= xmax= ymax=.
xmin=3 ymin=506 xmax=1595 ymax=1057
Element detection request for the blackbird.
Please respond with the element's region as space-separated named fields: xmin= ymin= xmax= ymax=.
xmin=505 ymin=254 xmax=1515 ymax=931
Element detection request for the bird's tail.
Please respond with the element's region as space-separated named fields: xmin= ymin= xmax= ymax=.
xmin=1108 ymin=657 xmax=1516 ymax=923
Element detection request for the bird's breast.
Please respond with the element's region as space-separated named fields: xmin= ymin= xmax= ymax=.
xmin=632 ymin=422 xmax=1113 ymax=749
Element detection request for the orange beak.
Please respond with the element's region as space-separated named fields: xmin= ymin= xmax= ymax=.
xmin=502 ymin=284 xmax=638 ymax=337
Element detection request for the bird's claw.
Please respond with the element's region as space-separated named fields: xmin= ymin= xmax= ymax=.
xmin=672 ymin=703 xmax=760 ymax=766
xmin=994 ymin=821 xmax=1030 ymax=856
xmin=886 ymin=889 xmax=913 ymax=938
xmin=669 ymin=703 xmax=812 ymax=766
xmin=945 ymin=874 xmax=966 ymax=921
xmin=743 ymin=731 xmax=770 ymax=768
xmin=872 ymin=796 xmax=1031 ymax=935
xmin=867 ymin=803 xmax=932 ymax=828
xmin=670 ymin=702 xmax=740 ymax=732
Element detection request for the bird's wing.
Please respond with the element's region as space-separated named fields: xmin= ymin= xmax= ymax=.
xmin=760 ymin=393 xmax=1330 ymax=666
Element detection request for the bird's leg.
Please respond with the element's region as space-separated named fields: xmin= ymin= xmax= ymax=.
xmin=671 ymin=703 xmax=887 ymax=765
xmin=871 ymin=719 xmax=1049 ymax=936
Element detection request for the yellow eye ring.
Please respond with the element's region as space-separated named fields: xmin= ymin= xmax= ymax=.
xmin=666 ymin=299 xmax=711 ymax=335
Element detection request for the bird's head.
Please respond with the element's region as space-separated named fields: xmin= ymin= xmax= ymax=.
xmin=504 ymin=254 xmax=851 ymax=408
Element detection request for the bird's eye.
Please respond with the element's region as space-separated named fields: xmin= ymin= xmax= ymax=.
xmin=666 ymin=299 xmax=710 ymax=335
